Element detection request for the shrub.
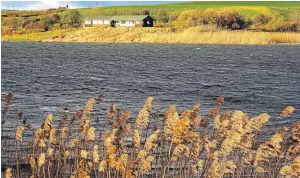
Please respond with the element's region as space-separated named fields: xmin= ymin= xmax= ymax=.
xmin=61 ymin=24 xmax=71 ymax=29
xmin=139 ymin=9 xmax=150 ymax=15
xmin=52 ymin=14 xmax=60 ymax=24
xmin=254 ymin=13 xmax=272 ymax=25
xmin=61 ymin=10 xmax=81 ymax=26
xmin=169 ymin=11 xmax=181 ymax=21
xmin=52 ymin=23 xmax=61 ymax=30
xmin=22 ymin=19 xmax=32 ymax=28
xmin=214 ymin=10 xmax=246 ymax=29
xmin=172 ymin=10 xmax=204 ymax=29
xmin=5 ymin=17 xmax=18 ymax=29
xmin=41 ymin=16 xmax=54 ymax=31
xmin=156 ymin=9 xmax=169 ymax=23
xmin=265 ymin=17 xmax=299 ymax=32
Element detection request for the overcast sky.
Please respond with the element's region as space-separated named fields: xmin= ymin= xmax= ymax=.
xmin=1 ymin=1 xmax=179 ymax=10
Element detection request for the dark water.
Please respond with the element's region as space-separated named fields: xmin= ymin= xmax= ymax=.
xmin=1 ymin=42 xmax=299 ymax=133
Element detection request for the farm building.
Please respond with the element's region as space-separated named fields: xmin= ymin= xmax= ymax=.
xmin=83 ymin=15 xmax=153 ymax=28
xmin=84 ymin=16 xmax=111 ymax=27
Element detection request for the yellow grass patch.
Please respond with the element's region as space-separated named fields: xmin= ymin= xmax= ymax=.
xmin=2 ymin=27 xmax=300 ymax=44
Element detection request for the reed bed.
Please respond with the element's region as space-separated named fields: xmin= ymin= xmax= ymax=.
xmin=1 ymin=93 xmax=299 ymax=178
xmin=3 ymin=27 xmax=300 ymax=44
xmin=141 ymin=27 xmax=300 ymax=44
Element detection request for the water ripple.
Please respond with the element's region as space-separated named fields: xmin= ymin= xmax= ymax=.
xmin=1 ymin=42 xmax=299 ymax=134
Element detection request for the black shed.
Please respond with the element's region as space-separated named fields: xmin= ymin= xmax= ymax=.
xmin=142 ymin=16 xmax=154 ymax=27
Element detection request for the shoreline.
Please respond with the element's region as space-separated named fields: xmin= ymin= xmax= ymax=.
xmin=2 ymin=40 xmax=300 ymax=46
xmin=2 ymin=27 xmax=300 ymax=45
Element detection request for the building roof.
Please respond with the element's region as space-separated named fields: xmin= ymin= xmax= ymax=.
xmin=85 ymin=15 xmax=150 ymax=21
xmin=85 ymin=16 xmax=112 ymax=20
xmin=111 ymin=15 xmax=149 ymax=21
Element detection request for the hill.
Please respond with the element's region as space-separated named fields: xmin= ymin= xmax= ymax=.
xmin=78 ymin=1 xmax=300 ymax=18
xmin=1 ymin=1 xmax=300 ymax=36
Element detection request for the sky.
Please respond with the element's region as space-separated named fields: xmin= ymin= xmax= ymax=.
xmin=1 ymin=1 xmax=179 ymax=10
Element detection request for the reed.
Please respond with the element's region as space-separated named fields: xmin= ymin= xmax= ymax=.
xmin=3 ymin=27 xmax=300 ymax=44
xmin=269 ymin=33 xmax=300 ymax=44
xmin=1 ymin=93 xmax=299 ymax=178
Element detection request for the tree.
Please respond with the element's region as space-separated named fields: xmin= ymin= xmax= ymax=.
xmin=61 ymin=10 xmax=81 ymax=26
xmin=52 ymin=14 xmax=60 ymax=24
xmin=169 ymin=11 xmax=181 ymax=21
xmin=157 ymin=9 xmax=168 ymax=23
xmin=214 ymin=10 xmax=246 ymax=29
xmin=254 ymin=14 xmax=272 ymax=25
xmin=41 ymin=15 xmax=54 ymax=31
xmin=6 ymin=17 xmax=18 ymax=29
xmin=140 ymin=10 xmax=150 ymax=15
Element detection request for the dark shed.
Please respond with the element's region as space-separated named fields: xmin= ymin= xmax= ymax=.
xmin=142 ymin=16 xmax=154 ymax=27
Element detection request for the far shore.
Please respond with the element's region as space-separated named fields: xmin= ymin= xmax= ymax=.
xmin=2 ymin=27 xmax=300 ymax=45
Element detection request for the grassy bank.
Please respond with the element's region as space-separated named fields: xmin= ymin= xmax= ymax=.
xmin=2 ymin=26 xmax=300 ymax=45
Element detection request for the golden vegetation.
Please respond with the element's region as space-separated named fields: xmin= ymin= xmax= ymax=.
xmin=280 ymin=156 xmax=300 ymax=177
xmin=5 ymin=168 xmax=12 ymax=178
xmin=281 ymin=106 xmax=296 ymax=117
xmin=1 ymin=92 xmax=299 ymax=177
xmin=2 ymin=27 xmax=300 ymax=44
xmin=15 ymin=125 xmax=24 ymax=142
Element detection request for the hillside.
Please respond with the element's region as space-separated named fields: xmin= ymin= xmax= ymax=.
xmin=1 ymin=1 xmax=300 ymax=37
xmin=78 ymin=1 xmax=300 ymax=19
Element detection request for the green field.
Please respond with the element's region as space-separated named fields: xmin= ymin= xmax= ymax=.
xmin=122 ymin=1 xmax=300 ymax=8
xmin=77 ymin=1 xmax=300 ymax=18
xmin=3 ymin=1 xmax=300 ymax=17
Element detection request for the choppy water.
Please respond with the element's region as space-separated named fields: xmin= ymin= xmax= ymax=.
xmin=1 ymin=42 xmax=299 ymax=134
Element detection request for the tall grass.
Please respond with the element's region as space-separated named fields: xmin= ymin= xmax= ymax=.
xmin=1 ymin=93 xmax=299 ymax=178
xmin=1 ymin=30 xmax=71 ymax=42
xmin=141 ymin=28 xmax=272 ymax=44
xmin=269 ymin=33 xmax=300 ymax=44
xmin=3 ymin=26 xmax=300 ymax=44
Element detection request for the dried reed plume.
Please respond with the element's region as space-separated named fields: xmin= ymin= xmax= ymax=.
xmin=5 ymin=168 xmax=12 ymax=178
xmin=135 ymin=97 xmax=153 ymax=130
xmin=80 ymin=150 xmax=89 ymax=159
xmin=93 ymin=145 xmax=100 ymax=163
xmin=280 ymin=156 xmax=300 ymax=177
xmin=281 ymin=106 xmax=295 ymax=117
xmin=144 ymin=130 xmax=160 ymax=151
xmin=15 ymin=125 xmax=24 ymax=142
xmin=38 ymin=153 xmax=45 ymax=167
xmin=132 ymin=129 xmax=141 ymax=149
xmin=2 ymin=95 xmax=299 ymax=178
xmin=85 ymin=98 xmax=95 ymax=115
xmin=43 ymin=114 xmax=53 ymax=131
xmin=87 ymin=127 xmax=96 ymax=141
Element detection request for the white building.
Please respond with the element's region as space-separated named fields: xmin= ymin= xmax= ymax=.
xmin=83 ymin=15 xmax=154 ymax=28
xmin=83 ymin=16 xmax=111 ymax=27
